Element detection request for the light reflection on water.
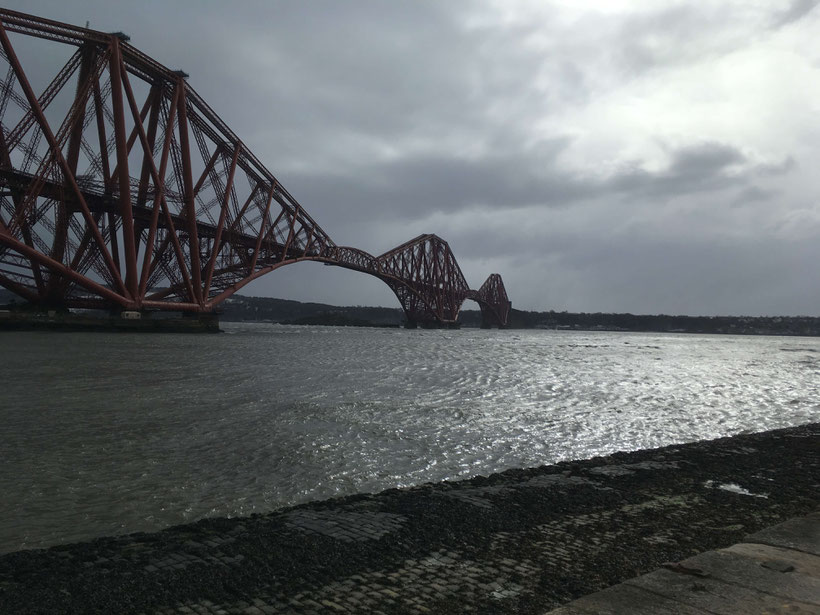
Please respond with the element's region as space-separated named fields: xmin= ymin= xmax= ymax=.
xmin=1 ymin=323 xmax=818 ymax=553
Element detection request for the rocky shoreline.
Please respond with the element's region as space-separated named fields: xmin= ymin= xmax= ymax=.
xmin=1 ymin=423 xmax=818 ymax=614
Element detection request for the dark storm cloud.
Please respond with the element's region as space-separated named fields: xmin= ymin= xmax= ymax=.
xmin=609 ymin=142 xmax=751 ymax=199
xmin=731 ymin=186 xmax=779 ymax=207
xmin=284 ymin=136 xmax=592 ymax=226
xmin=199 ymin=2 xmax=516 ymax=164
xmin=288 ymin=140 xmax=790 ymax=235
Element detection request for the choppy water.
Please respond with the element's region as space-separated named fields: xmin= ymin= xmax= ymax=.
xmin=1 ymin=323 xmax=818 ymax=554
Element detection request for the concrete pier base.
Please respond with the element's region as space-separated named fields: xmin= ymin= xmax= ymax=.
xmin=0 ymin=309 xmax=221 ymax=332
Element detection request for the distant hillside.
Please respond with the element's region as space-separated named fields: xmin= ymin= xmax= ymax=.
xmin=219 ymin=295 xmax=408 ymax=325
xmin=218 ymin=294 xmax=489 ymax=327
xmin=2 ymin=287 xmax=819 ymax=335
xmin=506 ymin=309 xmax=820 ymax=336
xmin=219 ymin=295 xmax=820 ymax=335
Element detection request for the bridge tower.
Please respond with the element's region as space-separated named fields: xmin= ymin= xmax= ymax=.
xmin=376 ymin=234 xmax=470 ymax=327
xmin=474 ymin=273 xmax=512 ymax=328
xmin=0 ymin=8 xmax=333 ymax=314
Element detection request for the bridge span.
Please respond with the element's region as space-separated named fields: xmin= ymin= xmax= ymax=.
xmin=0 ymin=8 xmax=510 ymax=327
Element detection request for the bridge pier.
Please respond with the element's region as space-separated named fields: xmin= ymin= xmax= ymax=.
xmin=0 ymin=307 xmax=220 ymax=332
xmin=480 ymin=317 xmax=506 ymax=329
xmin=403 ymin=318 xmax=461 ymax=329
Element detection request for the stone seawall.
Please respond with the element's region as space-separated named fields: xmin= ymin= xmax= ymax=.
xmin=1 ymin=423 xmax=818 ymax=614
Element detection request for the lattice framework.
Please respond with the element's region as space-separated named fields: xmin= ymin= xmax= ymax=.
xmin=0 ymin=8 xmax=511 ymax=326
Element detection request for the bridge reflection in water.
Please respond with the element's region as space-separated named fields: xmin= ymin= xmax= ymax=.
xmin=0 ymin=9 xmax=510 ymax=328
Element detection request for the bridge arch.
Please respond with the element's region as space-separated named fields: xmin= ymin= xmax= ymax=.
xmin=321 ymin=238 xmax=511 ymax=328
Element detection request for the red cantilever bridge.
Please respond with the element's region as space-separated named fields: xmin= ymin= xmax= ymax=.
xmin=0 ymin=9 xmax=511 ymax=328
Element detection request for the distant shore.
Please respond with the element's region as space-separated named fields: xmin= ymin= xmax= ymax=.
xmin=217 ymin=294 xmax=820 ymax=336
xmin=1 ymin=422 xmax=817 ymax=614
xmin=2 ymin=288 xmax=820 ymax=335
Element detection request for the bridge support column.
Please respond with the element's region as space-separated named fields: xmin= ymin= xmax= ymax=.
xmin=479 ymin=304 xmax=510 ymax=329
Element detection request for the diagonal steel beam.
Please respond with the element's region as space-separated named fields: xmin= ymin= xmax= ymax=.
xmin=0 ymin=19 xmax=127 ymax=299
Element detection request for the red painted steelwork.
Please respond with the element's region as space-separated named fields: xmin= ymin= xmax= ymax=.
xmin=0 ymin=8 xmax=512 ymax=327
xmin=472 ymin=274 xmax=512 ymax=328
xmin=377 ymin=234 xmax=470 ymax=326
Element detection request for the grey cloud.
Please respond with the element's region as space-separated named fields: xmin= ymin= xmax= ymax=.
xmin=287 ymin=137 xmax=594 ymax=228
xmin=558 ymin=236 xmax=815 ymax=316
xmin=667 ymin=142 xmax=745 ymax=176
xmin=757 ymin=156 xmax=797 ymax=177
xmin=293 ymin=140 xmax=786 ymax=236
xmin=457 ymin=228 xmax=820 ymax=316
xmin=771 ymin=0 xmax=819 ymax=28
xmin=612 ymin=3 xmax=817 ymax=78
xmin=617 ymin=6 xmax=713 ymax=73
xmin=731 ymin=186 xmax=778 ymax=207
xmin=608 ymin=142 xmax=779 ymax=200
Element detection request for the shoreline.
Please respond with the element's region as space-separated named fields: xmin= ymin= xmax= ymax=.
xmin=4 ymin=292 xmax=820 ymax=336
xmin=1 ymin=422 xmax=818 ymax=613
xmin=0 ymin=423 xmax=820 ymax=614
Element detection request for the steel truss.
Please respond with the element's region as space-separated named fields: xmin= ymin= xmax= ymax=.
xmin=0 ymin=8 xmax=511 ymax=327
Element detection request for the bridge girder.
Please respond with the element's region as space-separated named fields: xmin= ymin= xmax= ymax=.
xmin=376 ymin=234 xmax=469 ymax=326
xmin=0 ymin=8 xmax=332 ymax=312
xmin=472 ymin=273 xmax=512 ymax=328
xmin=0 ymin=8 xmax=511 ymax=327
xmin=326 ymin=238 xmax=511 ymax=328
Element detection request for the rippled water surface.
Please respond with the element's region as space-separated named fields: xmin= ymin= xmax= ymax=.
xmin=1 ymin=324 xmax=818 ymax=553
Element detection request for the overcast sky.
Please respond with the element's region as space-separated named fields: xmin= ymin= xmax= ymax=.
xmin=7 ymin=1 xmax=820 ymax=316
